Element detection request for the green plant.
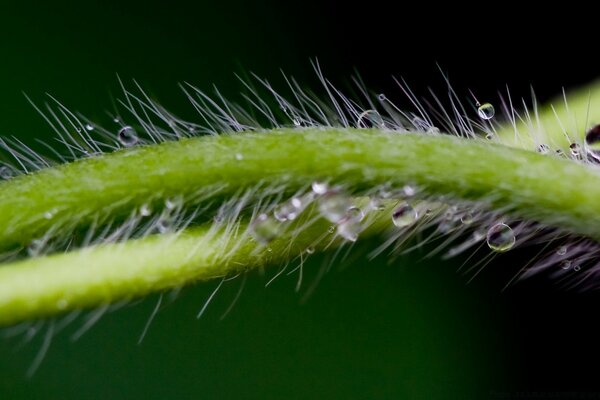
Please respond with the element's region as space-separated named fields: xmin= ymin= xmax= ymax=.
xmin=1 ymin=73 xmax=599 ymax=330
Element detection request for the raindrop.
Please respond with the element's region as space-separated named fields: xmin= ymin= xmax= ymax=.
xmin=250 ymin=213 xmax=280 ymax=244
xmin=486 ymin=223 xmax=515 ymax=252
xmin=117 ymin=126 xmax=138 ymax=147
xmin=392 ymin=203 xmax=418 ymax=227
xmin=557 ymin=246 xmax=568 ymax=256
xmin=357 ymin=110 xmax=384 ymax=128
xmin=477 ymin=103 xmax=495 ymax=120
xmin=377 ymin=93 xmax=386 ymax=101
xmin=311 ymin=181 xmax=328 ymax=195
xmin=318 ymin=192 xmax=352 ymax=223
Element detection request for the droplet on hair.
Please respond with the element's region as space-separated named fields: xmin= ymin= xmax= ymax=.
xmin=156 ymin=216 xmax=172 ymax=234
xmin=570 ymin=143 xmax=580 ymax=157
xmin=85 ymin=123 xmax=94 ymax=131
xmin=346 ymin=206 xmax=364 ymax=222
xmin=305 ymin=246 xmax=315 ymax=254
xmin=557 ymin=246 xmax=568 ymax=256
xmin=250 ymin=214 xmax=280 ymax=244
xmin=274 ymin=197 xmax=305 ymax=222
xmin=560 ymin=260 xmax=572 ymax=270
xmin=337 ymin=217 xmax=361 ymax=242
xmin=117 ymin=126 xmax=138 ymax=147
xmin=139 ymin=203 xmax=152 ymax=217
xmin=27 ymin=239 xmax=44 ymax=257
xmin=318 ymin=192 xmax=352 ymax=223
xmin=486 ymin=223 xmax=515 ymax=252
xmin=392 ymin=203 xmax=417 ymax=227
xmin=377 ymin=93 xmax=386 ymax=101
xmin=460 ymin=212 xmax=474 ymax=225
xmin=356 ymin=110 xmax=384 ymax=128
xmin=477 ymin=103 xmax=495 ymax=120
xmin=311 ymin=181 xmax=328 ymax=195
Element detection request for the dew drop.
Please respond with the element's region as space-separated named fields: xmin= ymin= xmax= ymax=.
xmin=377 ymin=93 xmax=386 ymax=101
xmin=337 ymin=217 xmax=361 ymax=242
xmin=346 ymin=206 xmax=365 ymax=222
xmin=27 ymin=239 xmax=44 ymax=257
xmin=560 ymin=259 xmax=572 ymax=270
xmin=392 ymin=203 xmax=418 ymax=227
xmin=274 ymin=197 xmax=304 ymax=222
xmin=139 ymin=203 xmax=152 ymax=217
xmin=318 ymin=192 xmax=352 ymax=223
xmin=402 ymin=185 xmax=416 ymax=197
xmin=537 ymin=144 xmax=550 ymax=154
xmin=293 ymin=118 xmax=301 ymax=127
xmin=85 ymin=123 xmax=94 ymax=131
xmin=485 ymin=133 xmax=494 ymax=140
xmin=369 ymin=197 xmax=386 ymax=211
xmin=305 ymin=246 xmax=315 ymax=254
xmin=117 ymin=126 xmax=138 ymax=147
xmin=486 ymin=223 xmax=515 ymax=252
xmin=250 ymin=213 xmax=280 ymax=244
xmin=570 ymin=143 xmax=580 ymax=157
xmin=585 ymin=125 xmax=600 ymax=160
xmin=311 ymin=181 xmax=328 ymax=195
xmin=574 ymin=264 xmax=581 ymax=271
xmin=460 ymin=212 xmax=474 ymax=225
xmin=357 ymin=110 xmax=384 ymax=128
xmin=113 ymin=117 xmax=121 ymax=124
xmin=156 ymin=216 xmax=172 ymax=234
xmin=0 ymin=165 xmax=14 ymax=180
xmin=477 ymin=103 xmax=495 ymax=120
xmin=235 ymin=153 xmax=243 ymax=160
xmin=165 ymin=198 xmax=182 ymax=211
xmin=557 ymin=246 xmax=568 ymax=256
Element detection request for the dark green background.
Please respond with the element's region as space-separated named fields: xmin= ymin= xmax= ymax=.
xmin=0 ymin=1 xmax=598 ymax=398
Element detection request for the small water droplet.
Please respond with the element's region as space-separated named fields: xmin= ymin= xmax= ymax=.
xmin=402 ymin=185 xmax=416 ymax=197
xmin=392 ymin=203 xmax=418 ymax=227
xmin=486 ymin=223 xmax=515 ymax=252
xmin=117 ymin=126 xmax=138 ymax=147
xmin=557 ymin=246 xmax=568 ymax=256
xmin=337 ymin=217 xmax=361 ymax=242
xmin=274 ymin=197 xmax=304 ymax=222
xmin=357 ymin=110 xmax=384 ymax=128
xmin=560 ymin=260 xmax=572 ymax=269
xmin=139 ymin=203 xmax=152 ymax=217
xmin=328 ymin=225 xmax=335 ymax=233
xmin=574 ymin=264 xmax=581 ymax=271
xmin=585 ymin=125 xmax=600 ymax=160
xmin=570 ymin=143 xmax=580 ymax=156
xmin=0 ymin=165 xmax=14 ymax=180
xmin=250 ymin=213 xmax=280 ymax=244
xmin=460 ymin=212 xmax=474 ymax=225
xmin=318 ymin=192 xmax=352 ymax=223
xmin=305 ymin=246 xmax=315 ymax=254
xmin=477 ymin=103 xmax=495 ymax=120
xmin=157 ymin=216 xmax=172 ymax=233
xmin=369 ymin=197 xmax=386 ymax=211
xmin=85 ymin=123 xmax=94 ymax=131
xmin=346 ymin=206 xmax=365 ymax=222
xmin=311 ymin=181 xmax=328 ymax=195
xmin=293 ymin=118 xmax=301 ymax=126
xmin=537 ymin=144 xmax=550 ymax=154
xmin=113 ymin=117 xmax=121 ymax=124
xmin=27 ymin=239 xmax=44 ymax=257
xmin=377 ymin=93 xmax=386 ymax=101
xmin=485 ymin=133 xmax=494 ymax=140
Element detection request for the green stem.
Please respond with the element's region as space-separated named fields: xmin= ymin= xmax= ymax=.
xmin=1 ymin=128 xmax=600 ymax=247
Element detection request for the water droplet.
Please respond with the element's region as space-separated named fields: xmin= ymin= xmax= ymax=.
xmin=369 ymin=197 xmax=386 ymax=211
xmin=235 ymin=153 xmax=243 ymax=160
xmin=477 ymin=103 xmax=495 ymax=120
xmin=557 ymin=246 xmax=568 ymax=256
xmin=570 ymin=143 xmax=580 ymax=156
xmin=156 ymin=216 xmax=172 ymax=234
xmin=337 ymin=217 xmax=361 ymax=242
xmin=486 ymin=223 xmax=515 ymax=252
xmin=392 ymin=203 xmax=418 ymax=227
xmin=485 ymin=133 xmax=494 ymax=140
xmin=585 ymin=125 xmax=600 ymax=160
xmin=305 ymin=246 xmax=315 ymax=254
xmin=117 ymin=126 xmax=138 ymax=147
xmin=377 ymin=93 xmax=386 ymax=101
xmin=357 ymin=110 xmax=384 ymax=128
xmin=274 ymin=197 xmax=304 ymax=222
xmin=560 ymin=260 xmax=572 ymax=269
xmin=328 ymin=225 xmax=335 ymax=233
xmin=85 ymin=123 xmax=94 ymax=131
xmin=139 ymin=203 xmax=152 ymax=217
xmin=537 ymin=144 xmax=550 ymax=154
xmin=293 ymin=118 xmax=301 ymax=126
xmin=318 ymin=192 xmax=352 ymax=223
xmin=574 ymin=264 xmax=581 ymax=271
xmin=250 ymin=213 xmax=280 ymax=244
xmin=346 ymin=206 xmax=364 ymax=222
xmin=0 ymin=165 xmax=14 ymax=180
xmin=460 ymin=212 xmax=474 ymax=225
xmin=311 ymin=181 xmax=328 ymax=195
xmin=113 ymin=117 xmax=121 ymax=124
xmin=165 ymin=198 xmax=182 ymax=211
xmin=402 ymin=185 xmax=416 ymax=197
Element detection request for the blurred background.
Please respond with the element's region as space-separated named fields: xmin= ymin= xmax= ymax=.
xmin=0 ymin=1 xmax=598 ymax=398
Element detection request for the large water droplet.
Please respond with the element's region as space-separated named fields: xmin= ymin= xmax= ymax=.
xmin=318 ymin=192 xmax=352 ymax=223
xmin=357 ymin=110 xmax=384 ymax=128
xmin=392 ymin=203 xmax=418 ymax=227
xmin=486 ymin=223 xmax=515 ymax=252
xmin=250 ymin=213 xmax=280 ymax=244
xmin=585 ymin=125 xmax=600 ymax=160
xmin=337 ymin=217 xmax=361 ymax=242
xmin=477 ymin=103 xmax=495 ymax=120
xmin=117 ymin=126 xmax=138 ymax=147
